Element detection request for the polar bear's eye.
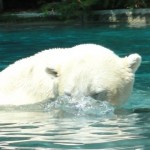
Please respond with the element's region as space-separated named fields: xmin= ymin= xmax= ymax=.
xmin=45 ymin=67 xmax=58 ymax=77
xmin=91 ymin=90 xmax=107 ymax=101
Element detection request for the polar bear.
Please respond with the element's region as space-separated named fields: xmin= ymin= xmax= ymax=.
xmin=0 ymin=44 xmax=141 ymax=106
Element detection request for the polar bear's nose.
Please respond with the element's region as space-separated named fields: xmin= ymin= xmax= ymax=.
xmin=91 ymin=89 xmax=108 ymax=101
xmin=64 ymin=91 xmax=71 ymax=97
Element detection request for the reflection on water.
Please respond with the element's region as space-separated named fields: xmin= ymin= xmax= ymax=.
xmin=0 ymin=111 xmax=149 ymax=149
xmin=0 ymin=24 xmax=150 ymax=149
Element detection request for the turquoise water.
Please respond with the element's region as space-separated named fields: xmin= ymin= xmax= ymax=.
xmin=0 ymin=24 xmax=150 ymax=149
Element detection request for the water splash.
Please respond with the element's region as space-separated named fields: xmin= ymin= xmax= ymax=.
xmin=44 ymin=95 xmax=114 ymax=118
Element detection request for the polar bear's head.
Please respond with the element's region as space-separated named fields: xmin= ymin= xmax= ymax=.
xmin=0 ymin=44 xmax=141 ymax=106
xmin=46 ymin=45 xmax=141 ymax=106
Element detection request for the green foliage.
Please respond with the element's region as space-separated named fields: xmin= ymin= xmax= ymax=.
xmin=40 ymin=0 xmax=100 ymax=20
xmin=79 ymin=0 xmax=99 ymax=8
xmin=57 ymin=1 xmax=80 ymax=19
xmin=125 ymin=0 xmax=147 ymax=8
xmin=2 ymin=0 xmax=150 ymax=13
xmin=40 ymin=2 xmax=57 ymax=14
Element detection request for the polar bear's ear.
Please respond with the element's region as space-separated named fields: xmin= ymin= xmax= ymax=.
xmin=45 ymin=67 xmax=58 ymax=77
xmin=127 ymin=53 xmax=142 ymax=73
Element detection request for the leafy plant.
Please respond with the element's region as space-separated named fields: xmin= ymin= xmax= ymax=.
xmin=125 ymin=0 xmax=147 ymax=8
xmin=40 ymin=0 xmax=99 ymax=20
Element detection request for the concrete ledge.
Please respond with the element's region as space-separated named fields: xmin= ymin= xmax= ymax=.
xmin=94 ymin=8 xmax=150 ymax=26
xmin=1 ymin=9 xmax=150 ymax=26
xmin=2 ymin=11 xmax=59 ymax=18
